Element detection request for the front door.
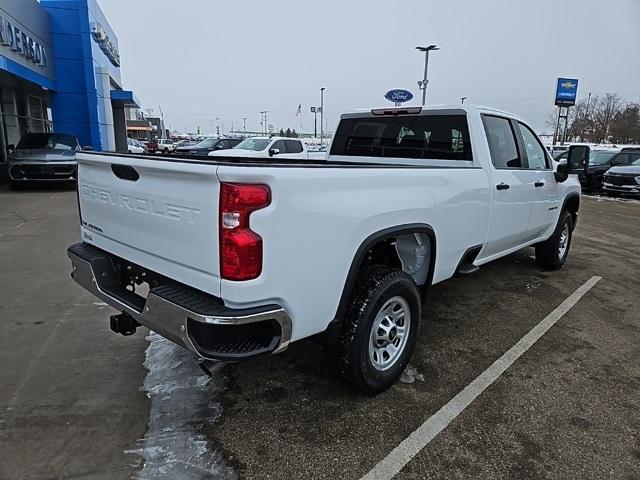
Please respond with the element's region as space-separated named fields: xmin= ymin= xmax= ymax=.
xmin=481 ymin=115 xmax=534 ymax=258
xmin=515 ymin=121 xmax=560 ymax=239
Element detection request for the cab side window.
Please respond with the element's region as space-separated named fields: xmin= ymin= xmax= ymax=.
xmin=517 ymin=122 xmax=549 ymax=170
xmin=612 ymin=153 xmax=630 ymax=166
xmin=284 ymin=140 xmax=303 ymax=154
xmin=482 ymin=115 xmax=522 ymax=169
xmin=271 ymin=140 xmax=286 ymax=153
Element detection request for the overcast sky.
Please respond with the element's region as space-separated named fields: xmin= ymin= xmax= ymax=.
xmin=100 ymin=0 xmax=640 ymax=136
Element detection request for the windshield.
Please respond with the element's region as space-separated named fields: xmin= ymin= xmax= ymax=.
xmin=17 ymin=133 xmax=78 ymax=151
xmin=589 ymin=151 xmax=616 ymax=165
xmin=234 ymin=138 xmax=270 ymax=151
xmin=632 ymin=158 xmax=640 ymax=166
xmin=195 ymin=139 xmax=216 ymax=148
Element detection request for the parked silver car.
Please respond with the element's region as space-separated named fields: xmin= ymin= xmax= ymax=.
xmin=7 ymin=133 xmax=81 ymax=188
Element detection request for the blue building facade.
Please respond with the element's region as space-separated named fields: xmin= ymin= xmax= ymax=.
xmin=0 ymin=0 xmax=138 ymax=167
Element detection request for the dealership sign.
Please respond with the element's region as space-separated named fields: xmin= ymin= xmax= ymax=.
xmin=0 ymin=15 xmax=48 ymax=67
xmin=91 ymin=22 xmax=120 ymax=67
xmin=555 ymin=78 xmax=579 ymax=106
xmin=385 ymin=89 xmax=414 ymax=104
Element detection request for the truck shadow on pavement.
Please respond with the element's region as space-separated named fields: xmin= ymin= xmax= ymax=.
xmin=204 ymin=246 xmax=607 ymax=479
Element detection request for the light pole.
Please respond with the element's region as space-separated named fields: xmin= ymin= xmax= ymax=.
xmin=242 ymin=117 xmax=247 ymax=136
xmin=260 ymin=111 xmax=266 ymax=135
xmin=416 ymin=45 xmax=439 ymax=106
xmin=310 ymin=107 xmax=318 ymax=138
xmin=320 ymin=87 xmax=325 ymax=145
xmin=460 ymin=97 xmax=467 ymax=104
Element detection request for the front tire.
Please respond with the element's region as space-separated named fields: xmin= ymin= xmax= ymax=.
xmin=591 ymin=175 xmax=604 ymax=193
xmin=535 ymin=211 xmax=574 ymax=270
xmin=330 ymin=266 xmax=421 ymax=394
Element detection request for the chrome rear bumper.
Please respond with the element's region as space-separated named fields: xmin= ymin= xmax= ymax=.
xmin=67 ymin=243 xmax=292 ymax=361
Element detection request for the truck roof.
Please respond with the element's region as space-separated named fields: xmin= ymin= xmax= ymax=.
xmin=341 ymin=104 xmax=526 ymax=122
xmin=244 ymin=136 xmax=303 ymax=142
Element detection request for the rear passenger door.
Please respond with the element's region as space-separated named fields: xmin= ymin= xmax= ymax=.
xmin=481 ymin=115 xmax=535 ymax=258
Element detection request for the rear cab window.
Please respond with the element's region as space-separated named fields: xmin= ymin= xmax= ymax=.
xmin=330 ymin=113 xmax=472 ymax=161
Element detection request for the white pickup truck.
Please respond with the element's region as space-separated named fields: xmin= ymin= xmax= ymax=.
xmin=68 ymin=105 xmax=588 ymax=394
xmin=208 ymin=136 xmax=326 ymax=161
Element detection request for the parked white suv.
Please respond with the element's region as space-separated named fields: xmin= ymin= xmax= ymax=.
xmin=156 ymin=139 xmax=175 ymax=153
xmin=127 ymin=138 xmax=144 ymax=154
xmin=68 ymin=105 xmax=586 ymax=393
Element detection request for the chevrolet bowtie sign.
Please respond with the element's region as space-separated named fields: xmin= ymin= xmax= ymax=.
xmin=0 ymin=15 xmax=48 ymax=67
xmin=555 ymin=77 xmax=579 ymax=106
xmin=91 ymin=22 xmax=120 ymax=67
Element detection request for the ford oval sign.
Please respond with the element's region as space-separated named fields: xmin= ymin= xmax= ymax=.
xmin=385 ymin=89 xmax=414 ymax=104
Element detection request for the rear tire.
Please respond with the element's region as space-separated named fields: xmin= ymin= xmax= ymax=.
xmin=330 ymin=266 xmax=421 ymax=394
xmin=535 ymin=211 xmax=574 ymax=270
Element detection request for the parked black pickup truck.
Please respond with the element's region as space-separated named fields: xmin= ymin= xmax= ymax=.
xmin=576 ymin=149 xmax=639 ymax=192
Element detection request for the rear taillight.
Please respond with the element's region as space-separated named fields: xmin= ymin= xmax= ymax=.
xmin=76 ymin=178 xmax=83 ymax=227
xmin=219 ymin=183 xmax=271 ymax=281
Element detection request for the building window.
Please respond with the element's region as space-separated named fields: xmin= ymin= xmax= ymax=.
xmin=0 ymin=85 xmax=51 ymax=159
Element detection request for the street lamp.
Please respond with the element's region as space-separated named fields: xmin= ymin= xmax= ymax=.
xmin=320 ymin=87 xmax=325 ymax=145
xmin=310 ymin=106 xmax=318 ymax=138
xmin=416 ymin=45 xmax=439 ymax=106
xmin=260 ymin=111 xmax=267 ymax=135
xmin=460 ymin=96 xmax=467 ymax=104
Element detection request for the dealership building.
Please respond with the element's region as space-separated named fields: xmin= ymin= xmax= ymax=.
xmin=0 ymin=0 xmax=139 ymax=166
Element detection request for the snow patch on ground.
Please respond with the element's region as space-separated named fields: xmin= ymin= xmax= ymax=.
xmin=126 ymin=333 xmax=235 ymax=479
xmin=400 ymin=365 xmax=425 ymax=384
xmin=584 ymin=194 xmax=640 ymax=205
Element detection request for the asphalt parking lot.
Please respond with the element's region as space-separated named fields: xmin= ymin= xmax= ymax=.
xmin=0 ymin=185 xmax=638 ymax=480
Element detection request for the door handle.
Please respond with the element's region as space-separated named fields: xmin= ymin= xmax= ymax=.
xmin=496 ymin=183 xmax=510 ymax=190
xmin=534 ymin=181 xmax=545 ymax=187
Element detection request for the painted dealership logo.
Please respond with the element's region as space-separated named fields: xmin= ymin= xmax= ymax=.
xmin=0 ymin=15 xmax=48 ymax=67
xmin=91 ymin=22 xmax=121 ymax=67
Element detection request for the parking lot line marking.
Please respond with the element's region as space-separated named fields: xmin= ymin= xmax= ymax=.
xmin=361 ymin=275 xmax=602 ymax=480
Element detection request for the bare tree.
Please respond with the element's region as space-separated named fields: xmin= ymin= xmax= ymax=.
xmin=609 ymin=103 xmax=640 ymax=144
xmin=547 ymin=93 xmax=632 ymax=144
xmin=590 ymin=93 xmax=623 ymax=143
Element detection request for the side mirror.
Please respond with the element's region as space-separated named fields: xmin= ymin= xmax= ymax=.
xmin=268 ymin=148 xmax=280 ymax=157
xmin=555 ymin=163 xmax=569 ymax=182
xmin=82 ymin=146 xmax=94 ymax=151
xmin=7 ymin=144 xmax=15 ymax=153
xmin=567 ymin=145 xmax=589 ymax=175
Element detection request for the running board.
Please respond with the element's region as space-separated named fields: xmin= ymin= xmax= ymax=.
xmin=457 ymin=263 xmax=480 ymax=276
xmin=454 ymin=245 xmax=482 ymax=277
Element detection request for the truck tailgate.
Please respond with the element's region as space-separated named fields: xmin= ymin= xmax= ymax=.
xmin=76 ymin=153 xmax=221 ymax=295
